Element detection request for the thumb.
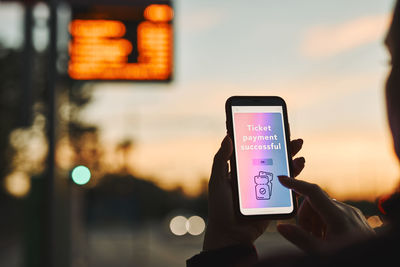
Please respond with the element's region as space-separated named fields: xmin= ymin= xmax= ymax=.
xmin=277 ymin=224 xmax=320 ymax=253
xmin=210 ymin=136 xmax=232 ymax=182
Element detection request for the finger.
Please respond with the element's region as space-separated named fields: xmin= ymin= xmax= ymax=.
xmin=292 ymin=157 xmax=305 ymax=177
xmin=290 ymin=139 xmax=303 ymax=157
xmin=278 ymin=176 xmax=338 ymax=222
xmin=210 ymin=136 xmax=233 ymax=183
xmin=311 ymin=214 xmax=326 ymax=239
xmin=297 ymin=199 xmax=316 ymax=234
xmin=277 ymin=224 xmax=320 ymax=253
xmin=298 ymin=200 xmax=326 ymax=238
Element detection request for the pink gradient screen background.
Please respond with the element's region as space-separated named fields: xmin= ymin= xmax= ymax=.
xmin=232 ymin=111 xmax=292 ymax=209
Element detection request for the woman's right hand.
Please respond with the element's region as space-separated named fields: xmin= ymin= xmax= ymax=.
xmin=277 ymin=176 xmax=375 ymax=253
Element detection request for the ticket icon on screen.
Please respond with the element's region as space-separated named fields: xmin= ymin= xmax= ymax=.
xmin=254 ymin=171 xmax=273 ymax=200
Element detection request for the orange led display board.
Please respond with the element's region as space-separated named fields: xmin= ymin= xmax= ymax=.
xmin=68 ymin=3 xmax=173 ymax=81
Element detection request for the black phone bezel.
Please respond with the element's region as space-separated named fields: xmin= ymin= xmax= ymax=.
xmin=225 ymin=96 xmax=297 ymax=220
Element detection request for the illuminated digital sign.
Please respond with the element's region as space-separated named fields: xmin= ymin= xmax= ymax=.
xmin=68 ymin=3 xmax=173 ymax=81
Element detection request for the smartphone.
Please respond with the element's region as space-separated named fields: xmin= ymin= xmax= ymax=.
xmin=225 ymin=96 xmax=296 ymax=219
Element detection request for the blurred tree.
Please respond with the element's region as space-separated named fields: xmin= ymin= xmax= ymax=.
xmin=0 ymin=45 xmax=48 ymax=267
xmin=0 ymin=39 xmax=99 ymax=266
xmin=85 ymin=173 xmax=208 ymax=224
xmin=0 ymin=43 xmax=100 ymax=193
xmin=0 ymin=48 xmax=24 ymax=184
xmin=116 ymin=139 xmax=134 ymax=173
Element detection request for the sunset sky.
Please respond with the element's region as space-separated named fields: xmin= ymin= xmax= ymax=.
xmin=1 ymin=0 xmax=399 ymax=200
xmin=79 ymin=0 xmax=400 ymax=200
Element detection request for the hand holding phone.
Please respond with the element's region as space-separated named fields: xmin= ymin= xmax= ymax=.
xmin=225 ymin=96 xmax=297 ymax=219
xmin=203 ymin=96 xmax=305 ymax=250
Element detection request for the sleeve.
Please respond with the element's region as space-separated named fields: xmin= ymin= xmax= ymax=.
xmin=187 ymin=244 xmax=258 ymax=267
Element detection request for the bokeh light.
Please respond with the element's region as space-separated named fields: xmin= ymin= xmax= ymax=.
xmin=71 ymin=165 xmax=91 ymax=185
xmin=367 ymin=215 xmax=383 ymax=228
xmin=186 ymin=216 xmax=205 ymax=236
xmin=69 ymin=19 xmax=126 ymax=38
xmin=144 ymin=4 xmax=174 ymax=22
xmin=169 ymin=216 xmax=188 ymax=236
xmin=169 ymin=215 xmax=206 ymax=236
xmin=4 ymin=171 xmax=31 ymax=198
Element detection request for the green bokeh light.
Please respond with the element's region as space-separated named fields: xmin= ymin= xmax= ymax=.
xmin=71 ymin=165 xmax=91 ymax=185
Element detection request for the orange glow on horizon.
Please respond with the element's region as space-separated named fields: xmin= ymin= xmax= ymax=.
xmin=68 ymin=5 xmax=173 ymax=81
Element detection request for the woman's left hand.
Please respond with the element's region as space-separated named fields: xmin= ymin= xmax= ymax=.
xmin=203 ymin=136 xmax=305 ymax=251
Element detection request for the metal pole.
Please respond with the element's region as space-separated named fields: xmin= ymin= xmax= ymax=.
xmin=21 ymin=3 xmax=33 ymax=127
xmin=45 ymin=0 xmax=58 ymax=266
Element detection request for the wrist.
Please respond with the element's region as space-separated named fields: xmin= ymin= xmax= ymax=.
xmin=203 ymin=224 xmax=253 ymax=251
xmin=189 ymin=242 xmax=258 ymax=267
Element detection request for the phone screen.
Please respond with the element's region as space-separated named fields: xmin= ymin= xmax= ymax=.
xmin=231 ymin=105 xmax=293 ymax=216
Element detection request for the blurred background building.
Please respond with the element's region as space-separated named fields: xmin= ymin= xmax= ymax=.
xmin=0 ymin=0 xmax=397 ymax=266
